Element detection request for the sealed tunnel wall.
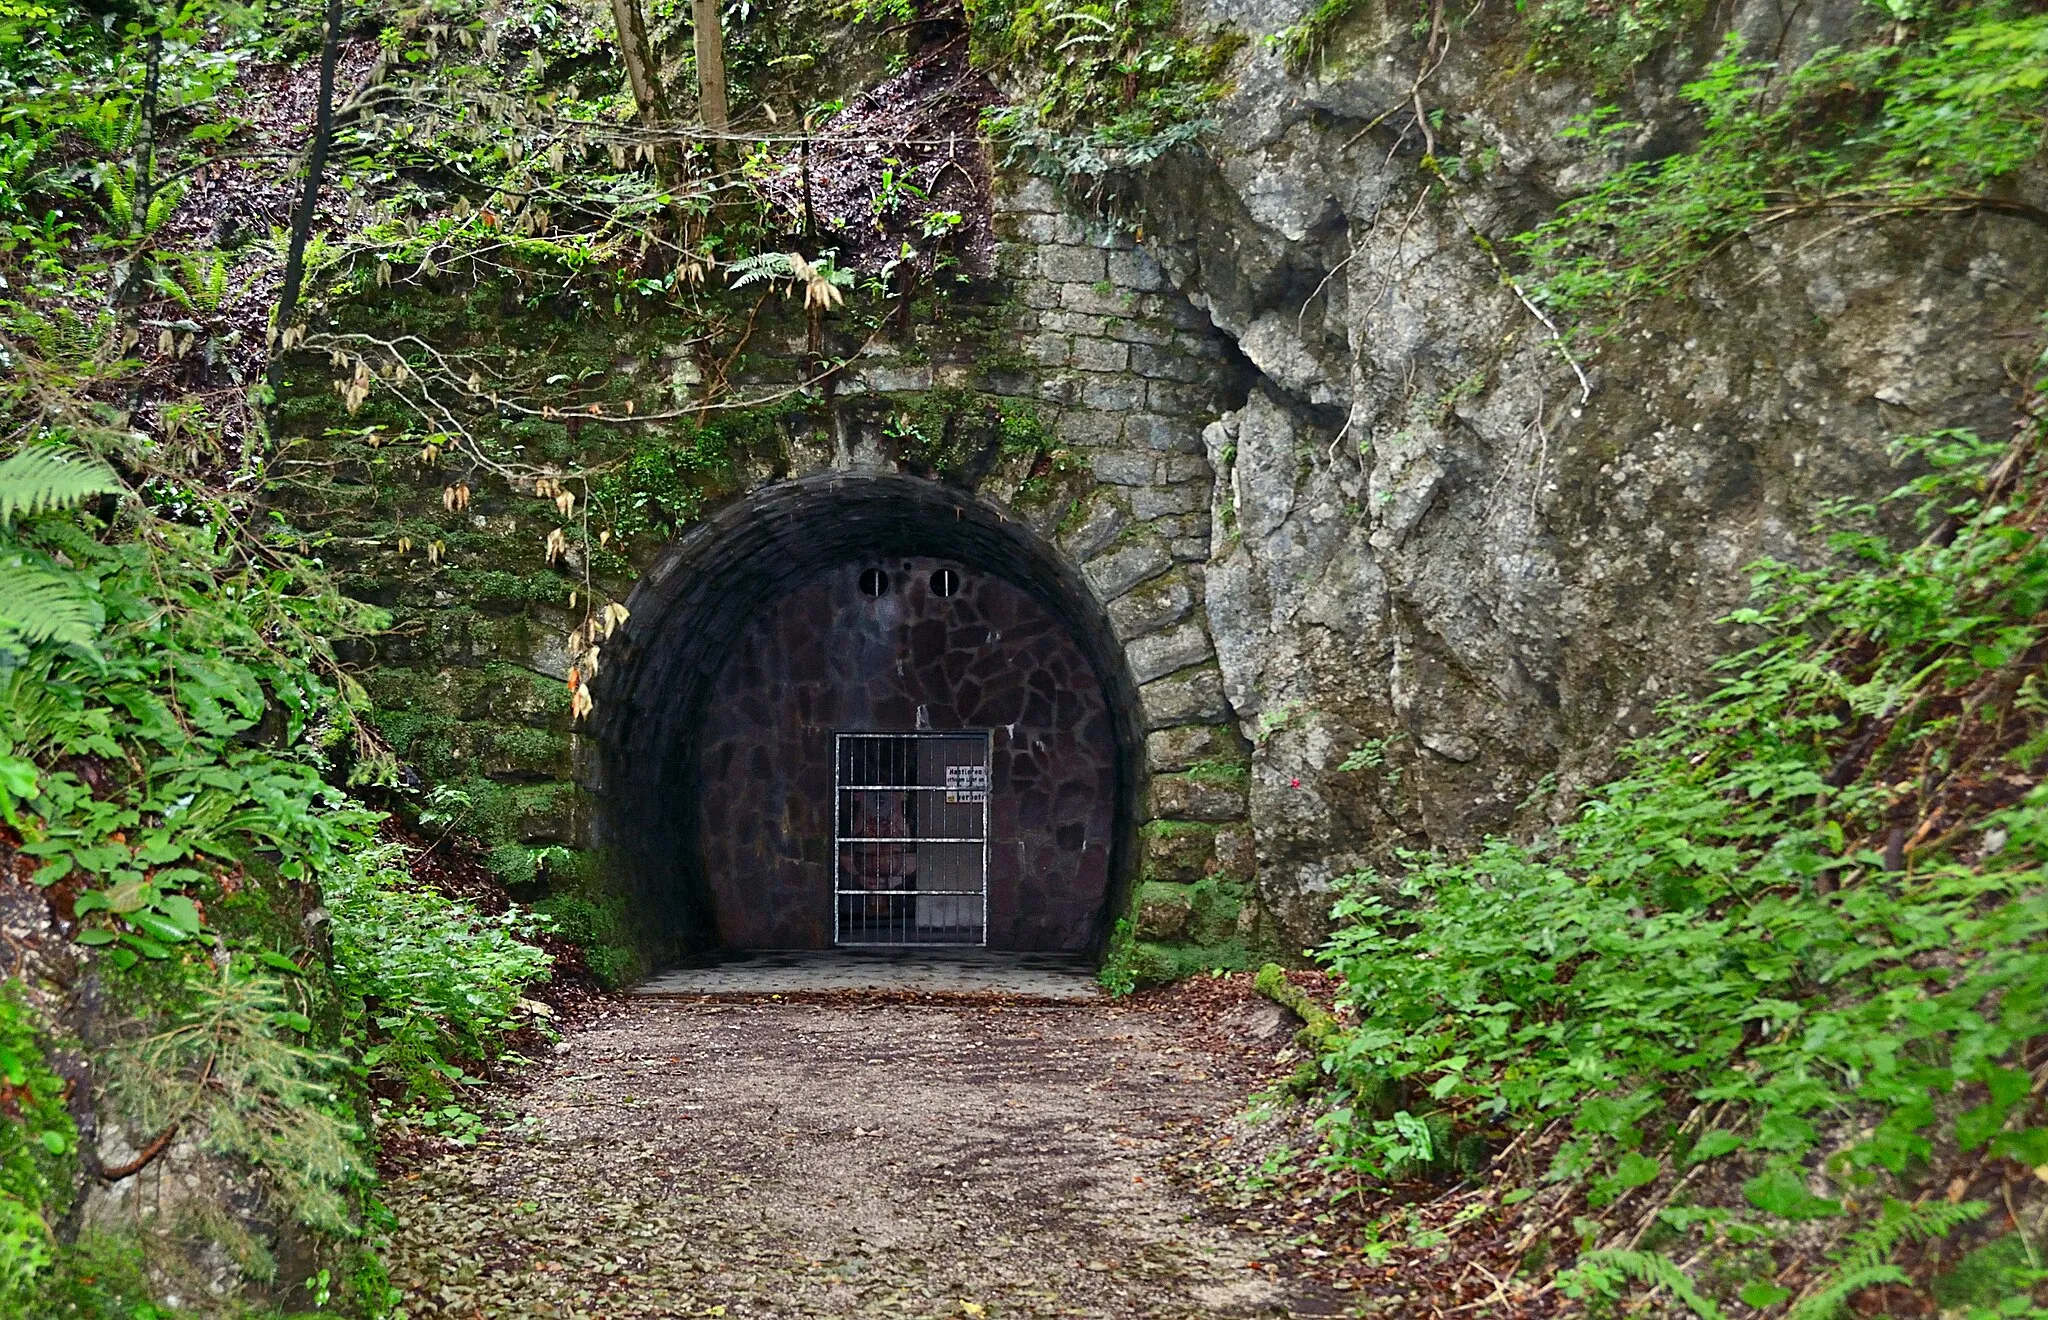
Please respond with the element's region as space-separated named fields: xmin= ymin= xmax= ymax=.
xmin=698 ymin=555 xmax=1118 ymax=951
xmin=587 ymin=473 xmax=1147 ymax=966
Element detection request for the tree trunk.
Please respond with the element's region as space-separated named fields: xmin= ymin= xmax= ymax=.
xmin=608 ymin=0 xmax=671 ymax=127
xmin=133 ymin=23 xmax=163 ymax=233
xmin=272 ymin=0 xmax=342 ymax=354
xmin=692 ymin=0 xmax=728 ymax=139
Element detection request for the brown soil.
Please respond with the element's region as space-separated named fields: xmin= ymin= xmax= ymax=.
xmin=380 ymin=993 xmax=1351 ymax=1319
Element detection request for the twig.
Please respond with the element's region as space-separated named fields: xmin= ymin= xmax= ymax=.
xmin=93 ymin=1122 xmax=179 ymax=1181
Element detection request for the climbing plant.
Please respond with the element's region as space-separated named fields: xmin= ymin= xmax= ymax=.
xmin=1516 ymin=6 xmax=2048 ymax=328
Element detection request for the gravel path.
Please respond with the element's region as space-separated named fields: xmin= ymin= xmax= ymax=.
xmin=382 ymin=997 xmax=1346 ymax=1318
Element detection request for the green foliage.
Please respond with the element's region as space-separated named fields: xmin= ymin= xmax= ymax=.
xmin=0 ymin=985 xmax=75 ymax=1311
xmin=0 ymin=3 xmax=593 ymax=1304
xmin=1571 ymin=1247 xmax=1730 ymax=1319
xmin=1097 ymin=915 xmax=1144 ymax=994
xmin=1182 ymin=756 xmax=1249 ymax=785
xmin=1571 ymin=1199 xmax=1989 ymax=1318
xmin=0 ymin=558 xmax=103 ymax=656
xmin=30 ymin=1231 xmax=183 ymax=1319
xmin=324 ymin=842 xmax=554 ymax=1098
xmin=0 ymin=488 xmax=387 ymax=976
xmin=535 ymin=891 xmax=636 ymax=986
xmin=1525 ymin=0 xmax=1715 ymax=86
xmin=588 ymin=415 xmax=749 ymax=544
xmin=115 ymin=965 xmax=372 ymax=1236
xmin=971 ymin=0 xmax=1242 ymax=179
xmin=1313 ymin=415 xmax=2048 ymax=1304
xmin=1517 ymin=8 xmax=2048 ymax=326
xmin=1269 ymin=0 xmax=1359 ymax=74
xmin=1936 ymin=1232 xmax=2048 ymax=1311
xmin=1101 ymin=921 xmax=1252 ymax=992
xmin=0 ymin=446 xmax=119 ymax=527
xmin=882 ymin=388 xmax=1065 ymax=487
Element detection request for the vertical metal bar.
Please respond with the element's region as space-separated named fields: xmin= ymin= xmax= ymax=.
xmin=833 ymin=733 xmax=841 ymax=947
xmin=987 ymin=732 xmax=995 ymax=945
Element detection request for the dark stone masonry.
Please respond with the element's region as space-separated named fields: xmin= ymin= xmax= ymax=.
xmin=696 ymin=556 xmax=1118 ymax=951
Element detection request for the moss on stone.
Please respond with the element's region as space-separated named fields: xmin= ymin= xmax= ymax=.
xmin=1185 ymin=876 xmax=1248 ymax=946
xmin=1141 ymin=820 xmax=1218 ymax=884
xmin=535 ymin=889 xmax=640 ymax=987
xmin=1183 ymin=756 xmax=1250 ymax=785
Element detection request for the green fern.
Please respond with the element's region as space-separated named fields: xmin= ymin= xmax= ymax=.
xmin=1785 ymin=1265 xmax=1912 ymax=1320
xmin=103 ymin=174 xmax=132 ymax=231
xmin=141 ymin=177 xmax=188 ymax=235
xmin=0 ymin=562 xmax=104 ymax=653
xmin=0 ymin=447 xmax=122 ymax=526
xmin=1579 ymin=1249 xmax=1728 ymax=1320
xmin=1839 ymin=1197 xmax=1989 ymax=1274
xmin=726 ymin=250 xmax=798 ymax=287
xmin=1775 ymin=1199 xmax=1991 ymax=1320
xmin=173 ymin=251 xmax=230 ymax=310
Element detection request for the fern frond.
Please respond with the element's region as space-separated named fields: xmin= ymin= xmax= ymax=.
xmin=105 ymin=175 xmax=132 ymax=231
xmin=0 ymin=447 xmax=122 ymax=526
xmin=1580 ymin=1249 xmax=1728 ymax=1320
xmin=151 ymin=260 xmax=197 ymax=311
xmin=142 ymin=177 xmax=189 ymax=235
xmin=1784 ymin=1264 xmax=1910 ymax=1320
xmin=0 ymin=562 xmax=104 ymax=652
xmin=1840 ymin=1197 xmax=1988 ymax=1274
xmin=726 ymin=251 xmax=796 ymax=287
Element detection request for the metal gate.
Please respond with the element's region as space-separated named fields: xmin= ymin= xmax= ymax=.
xmin=834 ymin=731 xmax=989 ymax=946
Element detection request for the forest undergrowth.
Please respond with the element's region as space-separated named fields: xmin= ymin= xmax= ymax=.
xmin=1205 ymin=402 xmax=2048 ymax=1318
xmin=1166 ymin=4 xmax=2048 ymax=1318
xmin=1 ymin=0 xmax=2046 ymax=1312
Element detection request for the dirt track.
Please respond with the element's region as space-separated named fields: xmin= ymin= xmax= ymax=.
xmin=381 ymin=998 xmax=1345 ymax=1318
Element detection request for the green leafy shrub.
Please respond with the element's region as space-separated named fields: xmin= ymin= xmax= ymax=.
xmin=1517 ymin=9 xmax=2048 ymax=327
xmin=1313 ymin=416 xmax=2048 ymax=1304
xmin=325 ymin=843 xmax=554 ymax=1098
xmin=0 ymin=473 xmax=387 ymax=974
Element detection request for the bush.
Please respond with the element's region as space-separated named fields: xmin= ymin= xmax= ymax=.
xmin=324 ymin=843 xmax=554 ymax=1097
xmin=1313 ymin=423 xmax=2048 ymax=1305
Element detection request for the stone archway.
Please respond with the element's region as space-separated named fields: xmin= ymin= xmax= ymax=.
xmin=586 ymin=472 xmax=1148 ymax=964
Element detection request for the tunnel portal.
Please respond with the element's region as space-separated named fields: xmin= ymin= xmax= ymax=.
xmin=590 ymin=474 xmax=1145 ymax=965
xmin=698 ymin=555 xmax=1118 ymax=951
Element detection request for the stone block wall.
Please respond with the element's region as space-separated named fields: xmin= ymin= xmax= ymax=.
xmin=694 ymin=554 xmax=1119 ymax=952
xmin=986 ymin=177 xmax=1260 ymax=965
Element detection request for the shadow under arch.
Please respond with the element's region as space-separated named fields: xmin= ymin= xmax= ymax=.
xmin=585 ymin=471 xmax=1147 ymax=968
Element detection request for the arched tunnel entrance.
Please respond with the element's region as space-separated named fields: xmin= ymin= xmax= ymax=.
xmin=588 ymin=473 xmax=1146 ymax=967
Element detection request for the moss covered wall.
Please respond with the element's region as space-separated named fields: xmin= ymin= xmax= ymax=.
xmin=275 ymin=171 xmax=1260 ymax=982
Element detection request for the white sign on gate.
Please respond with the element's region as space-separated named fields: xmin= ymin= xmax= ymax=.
xmin=944 ymin=764 xmax=988 ymax=803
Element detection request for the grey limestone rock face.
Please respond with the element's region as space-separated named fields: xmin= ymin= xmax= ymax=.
xmin=1100 ymin=0 xmax=2048 ymax=949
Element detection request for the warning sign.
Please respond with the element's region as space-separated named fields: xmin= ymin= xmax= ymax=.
xmin=945 ymin=764 xmax=989 ymax=803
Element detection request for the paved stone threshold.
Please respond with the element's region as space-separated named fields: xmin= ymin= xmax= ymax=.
xmin=633 ymin=949 xmax=1104 ymax=1002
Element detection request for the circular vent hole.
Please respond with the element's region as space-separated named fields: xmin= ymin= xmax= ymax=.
xmin=930 ymin=568 xmax=961 ymax=598
xmin=859 ymin=567 xmax=889 ymax=598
